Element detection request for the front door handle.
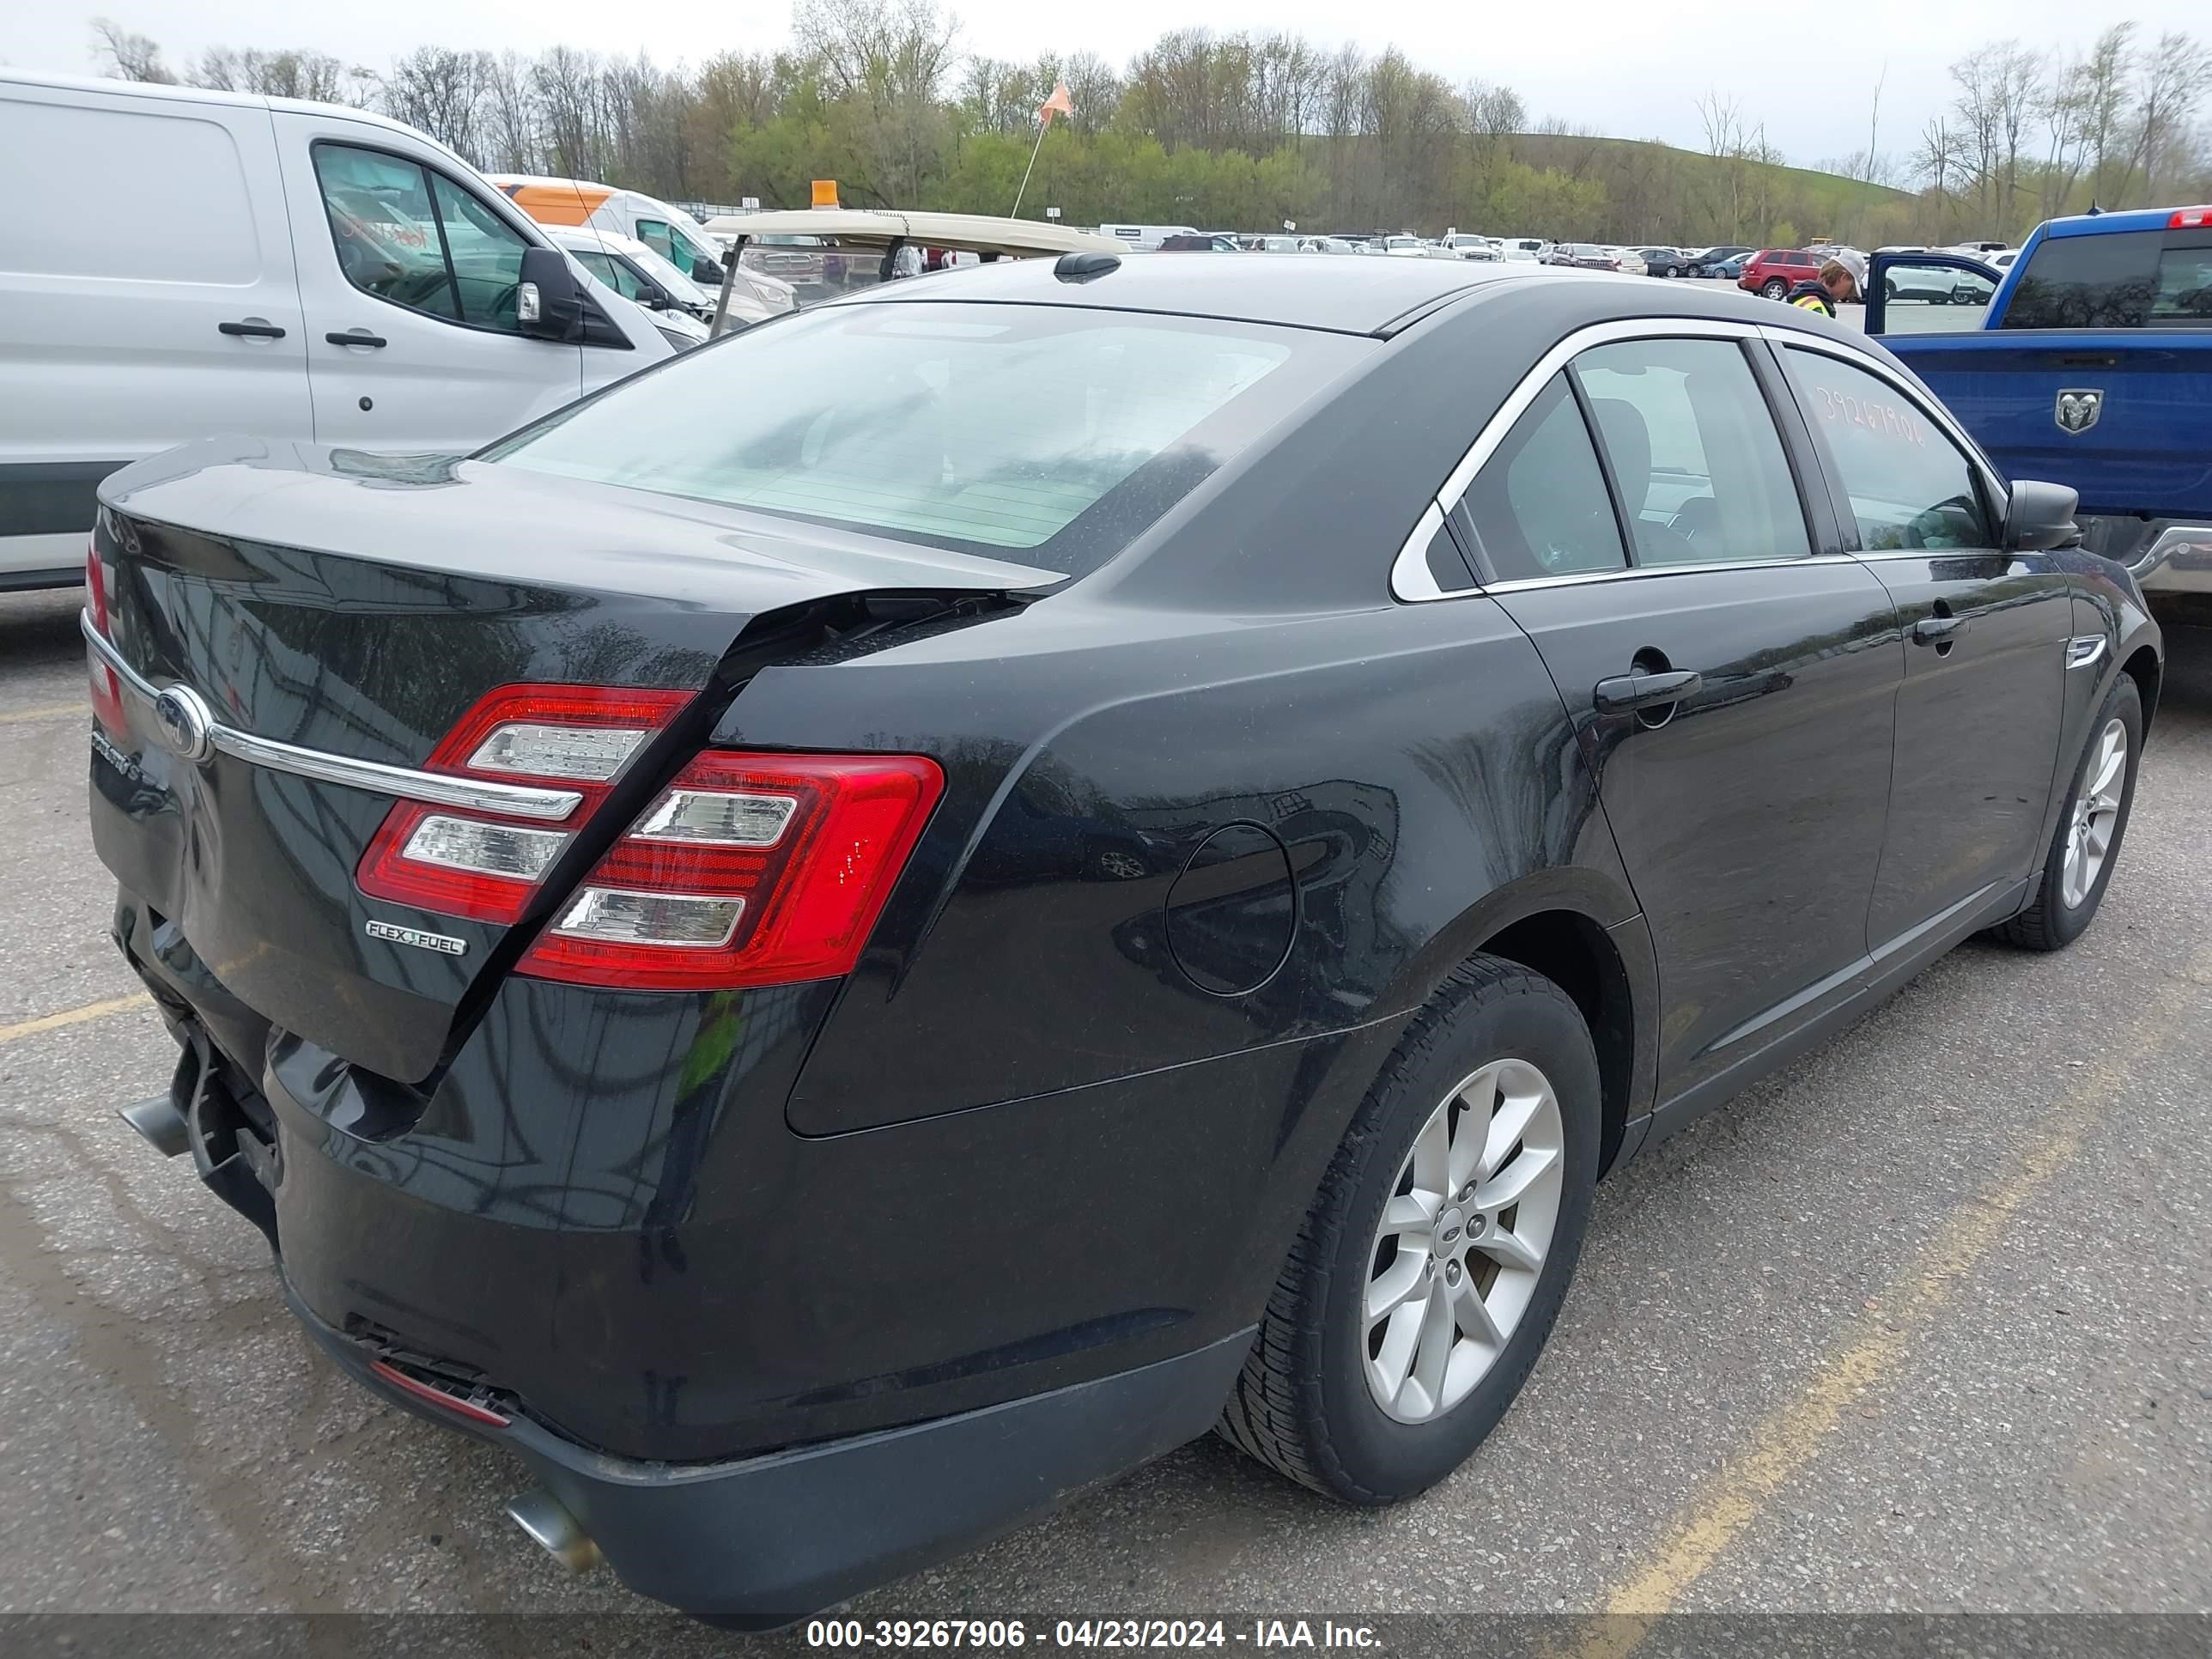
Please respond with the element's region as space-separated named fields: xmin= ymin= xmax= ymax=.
xmin=325 ymin=330 xmax=387 ymax=348
xmin=1593 ymin=669 xmax=1702 ymax=714
xmin=1911 ymin=614 xmax=1966 ymax=646
xmin=217 ymin=319 xmax=286 ymax=339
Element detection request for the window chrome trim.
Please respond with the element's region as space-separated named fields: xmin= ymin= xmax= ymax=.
xmin=1389 ymin=501 xmax=1452 ymax=601
xmin=1391 ymin=313 xmax=2014 ymax=605
xmin=82 ymin=612 xmax=586 ymax=823
xmin=1476 ymin=552 xmax=1865 ymax=595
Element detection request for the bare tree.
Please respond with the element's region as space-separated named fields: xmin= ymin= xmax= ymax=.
xmin=88 ymin=17 xmax=173 ymax=83
xmin=2121 ymin=31 xmax=2212 ymax=199
xmin=381 ymin=48 xmax=491 ymax=162
xmin=2077 ymin=23 xmax=2137 ymax=205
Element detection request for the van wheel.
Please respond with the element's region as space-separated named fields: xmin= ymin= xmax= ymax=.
xmin=1998 ymin=676 xmax=2142 ymax=951
xmin=1216 ymin=957 xmax=1600 ymax=1503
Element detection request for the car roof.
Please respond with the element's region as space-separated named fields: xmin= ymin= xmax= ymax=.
xmin=848 ymin=253 xmax=1559 ymax=333
xmin=834 ymin=254 xmax=1753 ymax=337
xmin=548 ymin=226 xmax=651 ymax=258
xmin=2041 ymin=205 xmax=2203 ymax=239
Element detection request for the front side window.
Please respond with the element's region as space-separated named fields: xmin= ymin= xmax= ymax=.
xmin=314 ymin=143 xmax=459 ymax=319
xmin=573 ymin=248 xmax=648 ymax=301
xmin=1784 ymin=347 xmax=1995 ymax=550
xmin=1455 ymin=374 xmax=1627 ymax=582
xmin=488 ymin=301 xmax=1359 ymax=576
xmin=1571 ymin=337 xmax=1809 ymax=566
xmin=635 ymin=217 xmax=678 ymax=264
xmin=314 ymin=143 xmax=530 ymax=331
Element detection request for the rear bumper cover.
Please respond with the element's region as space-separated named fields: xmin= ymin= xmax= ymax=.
xmin=2080 ymin=515 xmax=2212 ymax=595
xmin=296 ymin=1289 xmax=1251 ymax=1625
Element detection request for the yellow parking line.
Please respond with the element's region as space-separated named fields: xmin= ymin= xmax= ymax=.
xmin=1571 ymin=945 xmax=2208 ymax=1657
xmin=0 ymin=701 xmax=84 ymax=726
xmin=0 ymin=993 xmax=151 ymax=1048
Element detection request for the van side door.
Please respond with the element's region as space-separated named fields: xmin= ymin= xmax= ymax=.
xmin=0 ymin=80 xmax=310 ymax=579
xmin=271 ymin=114 xmax=596 ymax=452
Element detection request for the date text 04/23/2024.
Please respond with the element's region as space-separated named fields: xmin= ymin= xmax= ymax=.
xmin=804 ymin=1620 xmax=1383 ymax=1650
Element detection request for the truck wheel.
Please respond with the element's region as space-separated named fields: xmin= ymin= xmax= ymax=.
xmin=1998 ymin=676 xmax=2142 ymax=951
xmin=1217 ymin=956 xmax=1600 ymax=1503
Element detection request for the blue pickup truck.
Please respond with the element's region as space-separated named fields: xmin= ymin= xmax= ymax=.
xmin=1865 ymin=206 xmax=2212 ymax=602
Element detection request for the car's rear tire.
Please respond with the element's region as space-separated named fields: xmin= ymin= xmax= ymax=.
xmin=1760 ymin=277 xmax=1789 ymax=299
xmin=1216 ymin=956 xmax=1600 ymax=1504
xmin=1998 ymin=675 xmax=2142 ymax=951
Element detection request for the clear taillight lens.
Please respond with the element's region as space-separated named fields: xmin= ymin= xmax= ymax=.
xmin=356 ymin=684 xmax=692 ymax=926
xmin=517 ymin=751 xmax=944 ymax=991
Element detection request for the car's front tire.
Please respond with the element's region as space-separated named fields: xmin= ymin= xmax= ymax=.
xmin=1217 ymin=956 xmax=1600 ymax=1503
xmin=1999 ymin=674 xmax=2142 ymax=951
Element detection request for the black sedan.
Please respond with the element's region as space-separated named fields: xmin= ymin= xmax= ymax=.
xmin=82 ymin=253 xmax=2160 ymax=1625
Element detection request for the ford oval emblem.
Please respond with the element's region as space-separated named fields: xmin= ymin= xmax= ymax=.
xmin=149 ymin=684 xmax=216 ymax=764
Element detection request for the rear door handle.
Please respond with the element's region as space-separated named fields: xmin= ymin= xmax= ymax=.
xmin=325 ymin=330 xmax=387 ymax=348
xmin=217 ymin=320 xmax=286 ymax=339
xmin=1911 ymin=615 xmax=1966 ymax=646
xmin=1593 ymin=669 xmax=1702 ymax=714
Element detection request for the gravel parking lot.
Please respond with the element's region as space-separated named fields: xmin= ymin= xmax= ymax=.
xmin=2 ymin=582 xmax=2206 ymax=1642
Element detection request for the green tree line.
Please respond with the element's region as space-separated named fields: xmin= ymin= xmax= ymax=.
xmin=89 ymin=5 xmax=2212 ymax=247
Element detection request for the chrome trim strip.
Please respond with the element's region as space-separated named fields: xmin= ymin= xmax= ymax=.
xmin=82 ymin=611 xmax=585 ymax=822
xmin=1476 ymin=553 xmax=1863 ymax=596
xmin=1399 ymin=313 xmax=2022 ymax=607
xmin=2065 ymin=635 xmax=2107 ymax=672
xmin=1388 ymin=500 xmax=1451 ymax=603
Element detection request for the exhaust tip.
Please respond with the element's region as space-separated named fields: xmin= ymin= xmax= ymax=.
xmin=506 ymin=1489 xmax=603 ymax=1574
xmin=118 ymin=1095 xmax=191 ymax=1158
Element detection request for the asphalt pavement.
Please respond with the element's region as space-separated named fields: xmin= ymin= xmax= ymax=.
xmin=1 ymin=580 xmax=2206 ymax=1649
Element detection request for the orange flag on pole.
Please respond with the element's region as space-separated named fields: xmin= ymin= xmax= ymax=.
xmin=1038 ymin=82 xmax=1073 ymax=126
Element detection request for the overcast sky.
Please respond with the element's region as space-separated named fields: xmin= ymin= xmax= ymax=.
xmin=3 ymin=3 xmax=2199 ymax=167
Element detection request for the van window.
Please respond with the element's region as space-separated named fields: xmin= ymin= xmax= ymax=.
xmin=573 ymin=248 xmax=648 ymax=302
xmin=314 ymin=143 xmax=530 ymax=331
xmin=7 ymin=98 xmax=258 ymax=283
xmin=635 ymin=218 xmax=678 ymax=263
xmin=1999 ymin=229 xmax=2212 ymax=329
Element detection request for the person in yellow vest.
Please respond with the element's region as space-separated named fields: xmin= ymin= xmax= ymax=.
xmin=1787 ymin=250 xmax=1868 ymax=317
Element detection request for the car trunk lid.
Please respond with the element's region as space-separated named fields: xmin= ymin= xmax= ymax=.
xmin=86 ymin=438 xmax=1050 ymax=1083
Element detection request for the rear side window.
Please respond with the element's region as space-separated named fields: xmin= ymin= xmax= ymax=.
xmin=1454 ymin=374 xmax=1627 ymax=581
xmin=1572 ymin=338 xmax=1808 ymax=566
xmin=2001 ymin=229 xmax=2212 ymax=329
xmin=489 ymin=301 xmax=1362 ymax=575
xmin=1784 ymin=347 xmax=1995 ymax=550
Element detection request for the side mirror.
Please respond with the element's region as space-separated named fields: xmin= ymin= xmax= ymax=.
xmin=2005 ymin=479 xmax=2081 ymax=551
xmin=518 ymin=246 xmax=580 ymax=341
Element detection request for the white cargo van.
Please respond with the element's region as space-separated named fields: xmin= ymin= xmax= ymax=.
xmin=489 ymin=178 xmax=743 ymax=290
xmin=0 ymin=72 xmax=675 ymax=589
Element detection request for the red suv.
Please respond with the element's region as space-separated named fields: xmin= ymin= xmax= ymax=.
xmin=1738 ymin=247 xmax=1820 ymax=299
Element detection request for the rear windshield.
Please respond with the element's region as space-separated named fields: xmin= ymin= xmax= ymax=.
xmin=488 ymin=301 xmax=1359 ymax=574
xmin=1999 ymin=228 xmax=2212 ymax=328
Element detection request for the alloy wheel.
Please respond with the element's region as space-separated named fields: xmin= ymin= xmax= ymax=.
xmin=2061 ymin=717 xmax=2127 ymax=909
xmin=1362 ymin=1059 xmax=1565 ymax=1424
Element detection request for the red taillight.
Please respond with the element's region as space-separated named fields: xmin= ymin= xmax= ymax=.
xmin=517 ymin=751 xmax=944 ymax=991
xmin=84 ymin=538 xmax=130 ymax=739
xmin=356 ymin=684 xmax=691 ymax=925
